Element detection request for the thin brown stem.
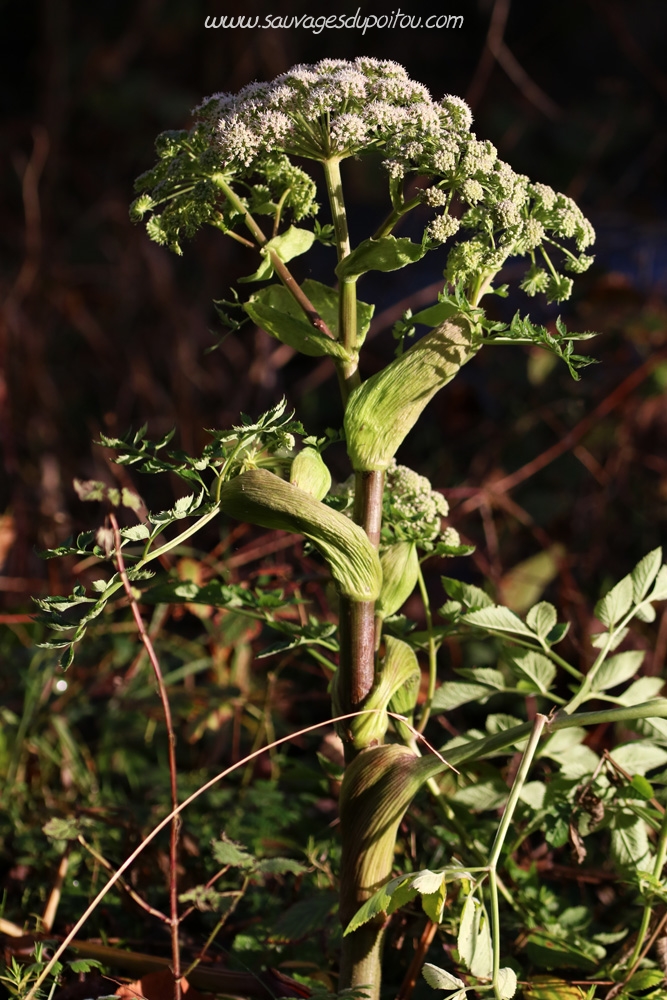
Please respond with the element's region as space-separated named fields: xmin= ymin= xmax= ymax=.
xmin=110 ymin=514 xmax=182 ymax=1000
xmin=397 ymin=919 xmax=439 ymax=1000
xmin=77 ymin=835 xmax=169 ymax=924
xmin=353 ymin=471 xmax=385 ymax=548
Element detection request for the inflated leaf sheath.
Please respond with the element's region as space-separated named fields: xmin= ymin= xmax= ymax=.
xmin=218 ymin=469 xmax=382 ymax=601
xmin=339 ymin=744 xmax=446 ymax=925
xmin=344 ymin=317 xmax=476 ymax=472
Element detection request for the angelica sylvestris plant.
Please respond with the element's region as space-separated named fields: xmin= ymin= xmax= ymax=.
xmin=33 ymin=59 xmax=667 ymax=1000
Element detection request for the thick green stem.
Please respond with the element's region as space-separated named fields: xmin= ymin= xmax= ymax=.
xmin=322 ymin=157 xmax=360 ymax=396
xmin=416 ymin=561 xmax=436 ymax=733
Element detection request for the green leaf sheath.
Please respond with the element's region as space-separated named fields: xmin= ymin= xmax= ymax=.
xmin=217 ymin=469 xmax=382 ymax=601
xmin=345 ymin=317 xmax=477 ymax=472
xmin=338 ymin=745 xmax=447 ymax=996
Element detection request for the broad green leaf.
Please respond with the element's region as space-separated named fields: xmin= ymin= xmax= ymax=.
xmin=240 ymin=226 xmax=315 ymax=282
xmin=594 ymin=574 xmax=633 ymax=628
xmin=441 ymin=577 xmax=494 ymax=610
xmin=630 ymin=775 xmax=654 ymax=800
xmin=624 ymin=970 xmax=665 ymax=995
xmin=650 ymin=564 xmax=667 ymax=601
xmin=422 ymin=964 xmax=465 ymax=992
xmin=591 ymin=627 xmax=628 ymax=651
xmin=458 ymin=895 xmax=492 ymax=978
xmin=462 ymin=605 xmax=534 ymax=637
xmin=335 ymin=235 xmax=427 ymax=280
xmin=520 ymin=781 xmax=547 ymax=810
xmin=591 ymin=650 xmax=644 ymax=692
xmin=485 ymin=713 xmax=524 ymax=734
xmin=526 ymin=601 xmax=558 ymax=639
xmin=410 ymin=869 xmax=446 ymax=895
xmin=120 ymin=524 xmax=151 ymax=541
xmin=345 ymin=873 xmax=413 ymax=934
xmin=617 ymin=676 xmax=664 ymax=706
xmin=500 ymin=547 xmax=562 ymax=615
xmin=631 ymin=548 xmax=662 ymax=602
xmin=609 ymin=741 xmax=667 ymax=776
xmin=540 ymin=727 xmax=586 ymax=758
xmin=609 ymin=809 xmax=651 ymax=868
xmin=244 ymin=284 xmax=351 ymax=359
xmin=431 ymin=681 xmax=498 ymax=711
xmin=455 ymin=779 xmax=509 ymax=811
xmin=498 ymin=968 xmax=518 ymax=1000
xmin=505 ymin=648 xmax=556 ymax=694
xmin=412 ymin=871 xmax=447 ymax=923
xmin=457 ymin=668 xmax=507 ymax=690
xmin=634 ymin=603 xmax=657 ymax=623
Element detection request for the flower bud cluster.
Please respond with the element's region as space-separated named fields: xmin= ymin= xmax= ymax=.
xmin=381 ymin=461 xmax=458 ymax=550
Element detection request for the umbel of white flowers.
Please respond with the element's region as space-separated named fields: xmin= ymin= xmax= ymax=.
xmin=132 ymin=58 xmax=595 ymax=303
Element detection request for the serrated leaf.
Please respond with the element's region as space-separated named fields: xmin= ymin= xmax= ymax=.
xmin=458 ymin=895 xmax=492 ymax=977
xmin=43 ymin=817 xmax=80 ymax=841
xmin=68 ymin=959 xmax=104 ymax=973
xmin=441 ymin=577 xmax=494 ymax=610
xmin=410 ymin=869 xmax=445 ymax=895
xmin=635 ymin=603 xmax=657 ymax=623
xmin=650 ymin=565 xmax=667 ymax=601
xmin=422 ymin=964 xmax=465 ymax=992
xmin=431 ymin=681 xmax=497 ymax=711
xmin=526 ymin=601 xmax=558 ymax=639
xmin=609 ymin=809 xmax=651 ymax=868
xmin=594 ymin=574 xmax=633 ymax=628
xmin=520 ymin=781 xmax=547 ymax=810
xmin=255 ymin=858 xmax=307 ymax=876
xmin=455 ymin=778 xmax=509 ymax=811
xmin=632 ymin=549 xmax=662 ymax=602
xmin=498 ymin=968 xmax=518 ymax=1000
xmin=592 ymin=650 xmax=644 ymax=692
xmin=609 ymin=741 xmax=667 ymax=776
xmin=546 ymin=621 xmax=570 ymax=645
xmin=120 ymin=523 xmax=151 ymax=541
xmin=457 ymin=668 xmax=507 ymax=690
xmin=344 ymin=874 xmax=413 ymax=934
xmin=462 ymin=605 xmax=534 ymax=637
xmin=211 ymin=836 xmax=255 ymax=868
xmin=617 ymin=676 xmax=664 ymax=706
xmin=505 ymin=648 xmax=556 ymax=694
xmin=590 ymin=627 xmax=628 ymax=651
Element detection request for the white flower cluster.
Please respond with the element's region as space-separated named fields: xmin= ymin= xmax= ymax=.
xmin=189 ymin=58 xmax=595 ymax=302
xmin=382 ymin=461 xmax=458 ymax=549
xmin=195 ymin=57 xmax=477 ymax=173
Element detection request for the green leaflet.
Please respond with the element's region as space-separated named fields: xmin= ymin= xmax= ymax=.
xmin=335 ymin=235 xmax=428 ymax=280
xmin=244 ymin=279 xmax=374 ymax=358
xmin=239 ymin=225 xmax=315 ymax=282
xmin=217 ymin=469 xmax=382 ymax=601
xmin=345 ymin=317 xmax=476 ymax=472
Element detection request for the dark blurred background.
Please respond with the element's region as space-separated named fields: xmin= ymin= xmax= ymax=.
xmin=1 ymin=0 xmax=667 ymax=636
